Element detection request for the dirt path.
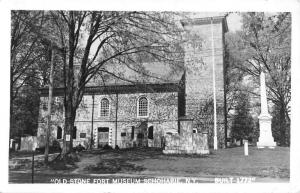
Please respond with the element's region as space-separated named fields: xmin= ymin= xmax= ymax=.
xmin=71 ymin=154 xmax=100 ymax=174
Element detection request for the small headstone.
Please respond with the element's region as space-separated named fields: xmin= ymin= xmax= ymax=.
xmin=244 ymin=140 xmax=248 ymax=156
xmin=10 ymin=139 xmax=14 ymax=149
xmin=15 ymin=143 xmax=19 ymax=151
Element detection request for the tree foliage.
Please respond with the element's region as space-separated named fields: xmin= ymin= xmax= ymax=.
xmin=10 ymin=11 xmax=66 ymax=141
xmin=231 ymin=92 xmax=255 ymax=143
xmin=194 ymin=98 xmax=225 ymax=148
xmin=10 ymin=84 xmax=40 ymax=138
xmin=11 ymin=11 xmax=45 ymax=101
xmin=224 ymin=33 xmax=247 ymax=114
xmin=225 ymin=12 xmax=291 ymax=146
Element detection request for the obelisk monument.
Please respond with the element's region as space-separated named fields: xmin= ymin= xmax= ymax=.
xmin=257 ymin=71 xmax=276 ymax=148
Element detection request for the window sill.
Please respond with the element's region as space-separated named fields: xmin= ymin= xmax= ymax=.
xmin=98 ymin=116 xmax=110 ymax=118
xmin=137 ymin=116 xmax=149 ymax=119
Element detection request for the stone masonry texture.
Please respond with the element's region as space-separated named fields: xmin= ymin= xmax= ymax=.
xmin=38 ymin=92 xmax=178 ymax=149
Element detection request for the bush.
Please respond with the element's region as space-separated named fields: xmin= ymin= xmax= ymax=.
xmin=231 ymin=92 xmax=255 ymax=142
xmin=103 ymin=144 xmax=113 ymax=150
xmin=35 ymin=140 xmax=61 ymax=153
xmin=73 ymin=144 xmax=85 ymax=152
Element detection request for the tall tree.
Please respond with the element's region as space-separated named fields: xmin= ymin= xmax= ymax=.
xmin=231 ymin=92 xmax=255 ymax=145
xmin=10 ymin=75 xmax=40 ymax=138
xmin=10 ymin=11 xmax=49 ymax=140
xmin=224 ymin=32 xmax=247 ymax=114
xmin=46 ymin=11 xmax=183 ymax=158
xmin=10 ymin=11 xmax=46 ymax=102
xmin=226 ymin=12 xmax=291 ymax=146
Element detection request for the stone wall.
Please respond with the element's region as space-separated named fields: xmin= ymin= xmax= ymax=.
xmin=163 ymin=118 xmax=209 ymax=154
xmin=37 ymin=92 xmax=178 ymax=149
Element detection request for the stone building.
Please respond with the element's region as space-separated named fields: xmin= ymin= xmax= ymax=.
xmin=37 ymin=15 xmax=228 ymax=151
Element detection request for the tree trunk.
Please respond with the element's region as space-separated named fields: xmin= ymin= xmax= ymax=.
xmin=284 ymin=105 xmax=290 ymax=146
xmin=279 ymin=103 xmax=286 ymax=146
xmin=44 ymin=47 xmax=55 ymax=164
xmin=60 ymin=13 xmax=76 ymax=159
xmin=60 ymin=93 xmax=76 ymax=158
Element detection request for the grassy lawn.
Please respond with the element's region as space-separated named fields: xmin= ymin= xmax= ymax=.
xmin=9 ymin=146 xmax=289 ymax=183
xmin=79 ymin=146 xmax=289 ymax=178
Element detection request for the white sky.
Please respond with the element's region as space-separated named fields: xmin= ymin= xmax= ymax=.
xmin=227 ymin=13 xmax=243 ymax=32
xmin=181 ymin=12 xmax=243 ymax=32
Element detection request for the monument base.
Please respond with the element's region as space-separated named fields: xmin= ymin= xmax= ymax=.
xmin=257 ymin=141 xmax=276 ymax=149
xmin=257 ymin=114 xmax=276 ymax=149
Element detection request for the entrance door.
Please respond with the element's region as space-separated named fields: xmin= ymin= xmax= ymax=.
xmin=98 ymin=127 xmax=109 ymax=147
xmin=136 ymin=121 xmax=148 ymax=147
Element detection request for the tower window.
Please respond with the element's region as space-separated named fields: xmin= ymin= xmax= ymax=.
xmin=137 ymin=96 xmax=148 ymax=117
xmin=100 ymin=98 xmax=109 ymax=117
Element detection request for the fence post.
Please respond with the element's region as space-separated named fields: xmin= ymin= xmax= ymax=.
xmin=244 ymin=140 xmax=248 ymax=156
xmin=32 ymin=151 xmax=34 ymax=183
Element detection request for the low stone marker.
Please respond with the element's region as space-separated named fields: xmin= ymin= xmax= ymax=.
xmin=20 ymin=136 xmax=38 ymax=151
xmin=163 ymin=116 xmax=209 ymax=155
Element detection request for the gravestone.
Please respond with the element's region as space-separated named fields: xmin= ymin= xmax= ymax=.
xmin=257 ymin=72 xmax=276 ymax=148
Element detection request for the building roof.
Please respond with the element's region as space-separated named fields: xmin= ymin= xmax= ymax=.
xmin=39 ymin=82 xmax=182 ymax=97
xmin=40 ymin=61 xmax=185 ymax=96
xmin=86 ymin=61 xmax=184 ymax=87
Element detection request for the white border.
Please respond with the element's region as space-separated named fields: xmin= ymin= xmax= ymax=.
xmin=1 ymin=0 xmax=300 ymax=193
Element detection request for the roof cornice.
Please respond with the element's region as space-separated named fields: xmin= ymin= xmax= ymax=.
xmin=181 ymin=16 xmax=228 ymax=33
xmin=39 ymin=82 xmax=181 ymax=97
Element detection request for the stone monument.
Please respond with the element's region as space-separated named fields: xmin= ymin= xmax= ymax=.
xmin=257 ymin=71 xmax=276 ymax=148
xmin=163 ymin=116 xmax=209 ymax=154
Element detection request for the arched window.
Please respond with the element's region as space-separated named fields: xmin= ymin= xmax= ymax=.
xmin=138 ymin=96 xmax=148 ymax=117
xmin=100 ymin=98 xmax=109 ymax=117
xmin=57 ymin=126 xmax=62 ymax=139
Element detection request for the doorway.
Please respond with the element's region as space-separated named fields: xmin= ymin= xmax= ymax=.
xmin=136 ymin=121 xmax=148 ymax=147
xmin=98 ymin=127 xmax=109 ymax=148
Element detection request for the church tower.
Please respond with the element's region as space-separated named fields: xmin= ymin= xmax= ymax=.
xmin=181 ymin=16 xmax=228 ymax=148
